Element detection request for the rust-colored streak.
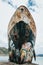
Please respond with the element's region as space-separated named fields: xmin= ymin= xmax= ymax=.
xmin=26 ymin=11 xmax=31 ymax=19
xmin=11 ymin=21 xmax=15 ymax=26
xmin=30 ymin=21 xmax=36 ymax=33
xmin=16 ymin=11 xmax=21 ymax=18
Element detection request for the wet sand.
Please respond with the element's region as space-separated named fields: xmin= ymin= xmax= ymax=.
xmin=0 ymin=62 xmax=38 ymax=65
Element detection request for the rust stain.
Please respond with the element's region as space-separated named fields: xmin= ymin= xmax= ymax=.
xmin=26 ymin=11 xmax=31 ymax=19
xmin=8 ymin=5 xmax=36 ymax=37
xmin=16 ymin=11 xmax=21 ymax=18
xmin=30 ymin=20 xmax=36 ymax=33
xmin=11 ymin=21 xmax=15 ymax=26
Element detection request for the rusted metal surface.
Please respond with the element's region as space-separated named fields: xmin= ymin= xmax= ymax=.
xmin=8 ymin=5 xmax=36 ymax=37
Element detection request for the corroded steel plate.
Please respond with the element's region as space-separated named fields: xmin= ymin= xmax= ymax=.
xmin=8 ymin=5 xmax=36 ymax=37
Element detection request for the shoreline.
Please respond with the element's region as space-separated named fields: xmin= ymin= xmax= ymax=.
xmin=0 ymin=62 xmax=38 ymax=65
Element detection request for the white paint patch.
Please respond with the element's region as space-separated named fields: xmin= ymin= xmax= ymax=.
xmin=21 ymin=14 xmax=31 ymax=25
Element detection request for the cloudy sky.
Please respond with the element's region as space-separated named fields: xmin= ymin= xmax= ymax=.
xmin=0 ymin=0 xmax=43 ymax=54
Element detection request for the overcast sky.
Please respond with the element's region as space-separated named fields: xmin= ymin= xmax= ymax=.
xmin=0 ymin=0 xmax=43 ymax=54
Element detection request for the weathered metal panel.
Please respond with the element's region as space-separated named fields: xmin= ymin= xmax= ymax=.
xmin=8 ymin=5 xmax=36 ymax=38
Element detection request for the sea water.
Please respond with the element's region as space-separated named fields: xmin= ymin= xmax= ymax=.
xmin=33 ymin=57 xmax=43 ymax=65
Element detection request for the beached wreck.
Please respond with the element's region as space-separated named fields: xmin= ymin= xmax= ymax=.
xmin=7 ymin=5 xmax=36 ymax=64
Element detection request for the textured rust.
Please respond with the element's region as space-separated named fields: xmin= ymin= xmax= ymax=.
xmin=16 ymin=11 xmax=21 ymax=18
xmin=8 ymin=5 xmax=36 ymax=37
xmin=8 ymin=6 xmax=36 ymax=43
